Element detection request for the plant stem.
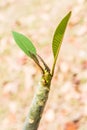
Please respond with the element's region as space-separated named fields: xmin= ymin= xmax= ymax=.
xmin=23 ymin=69 xmax=52 ymax=130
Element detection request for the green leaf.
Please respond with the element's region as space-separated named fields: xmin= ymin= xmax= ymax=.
xmin=52 ymin=11 xmax=71 ymax=75
xmin=12 ymin=31 xmax=36 ymax=57
xmin=12 ymin=31 xmax=48 ymax=72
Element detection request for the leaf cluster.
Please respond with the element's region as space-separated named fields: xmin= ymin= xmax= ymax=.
xmin=12 ymin=11 xmax=71 ymax=76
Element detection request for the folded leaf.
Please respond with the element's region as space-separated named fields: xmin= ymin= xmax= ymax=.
xmin=12 ymin=31 xmax=36 ymax=57
xmin=28 ymin=51 xmax=39 ymax=65
xmin=28 ymin=51 xmax=44 ymax=73
xmin=52 ymin=11 xmax=71 ymax=75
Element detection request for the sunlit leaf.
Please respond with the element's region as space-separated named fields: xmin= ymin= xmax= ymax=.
xmin=52 ymin=11 xmax=71 ymax=75
xmin=12 ymin=31 xmax=49 ymax=72
xmin=12 ymin=31 xmax=36 ymax=57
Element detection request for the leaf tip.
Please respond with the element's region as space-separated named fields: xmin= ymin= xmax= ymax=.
xmin=12 ymin=31 xmax=17 ymax=38
xmin=67 ymin=11 xmax=72 ymax=17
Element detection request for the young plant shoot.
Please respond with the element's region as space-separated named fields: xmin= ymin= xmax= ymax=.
xmin=12 ymin=11 xmax=71 ymax=130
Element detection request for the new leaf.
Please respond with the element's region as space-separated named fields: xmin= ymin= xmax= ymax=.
xmin=12 ymin=31 xmax=47 ymax=72
xmin=12 ymin=31 xmax=36 ymax=57
xmin=52 ymin=11 xmax=71 ymax=75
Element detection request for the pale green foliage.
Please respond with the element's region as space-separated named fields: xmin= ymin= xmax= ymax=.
xmin=12 ymin=31 xmax=36 ymax=57
xmin=52 ymin=11 xmax=71 ymax=75
xmin=12 ymin=11 xmax=71 ymax=76
xmin=12 ymin=31 xmax=49 ymax=72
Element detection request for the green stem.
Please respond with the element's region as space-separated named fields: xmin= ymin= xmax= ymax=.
xmin=23 ymin=70 xmax=52 ymax=130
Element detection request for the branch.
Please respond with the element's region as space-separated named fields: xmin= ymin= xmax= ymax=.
xmin=23 ymin=70 xmax=52 ymax=130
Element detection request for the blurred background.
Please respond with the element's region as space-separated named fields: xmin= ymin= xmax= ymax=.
xmin=0 ymin=0 xmax=87 ymax=130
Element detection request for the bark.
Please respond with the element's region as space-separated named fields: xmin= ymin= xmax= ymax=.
xmin=23 ymin=69 xmax=52 ymax=130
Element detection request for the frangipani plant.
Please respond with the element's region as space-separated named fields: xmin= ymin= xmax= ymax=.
xmin=12 ymin=11 xmax=71 ymax=130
